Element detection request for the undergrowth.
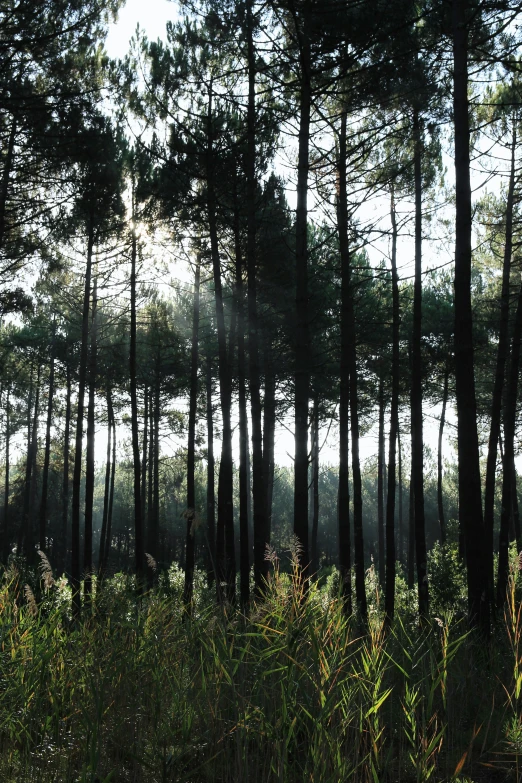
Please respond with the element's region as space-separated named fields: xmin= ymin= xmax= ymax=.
xmin=0 ymin=546 xmax=521 ymax=782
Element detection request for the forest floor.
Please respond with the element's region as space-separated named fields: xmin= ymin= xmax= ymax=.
xmin=1 ymin=556 xmax=522 ymax=783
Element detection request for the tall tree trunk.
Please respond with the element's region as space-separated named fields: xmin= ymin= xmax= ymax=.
xmin=130 ymin=209 xmax=144 ymax=584
xmin=377 ymin=376 xmax=385 ymax=586
xmin=102 ymin=390 xmax=116 ymax=574
xmin=452 ymin=0 xmax=489 ymax=631
xmin=385 ymin=188 xmax=399 ymax=623
xmin=21 ymin=364 xmax=40 ymax=562
xmin=485 ymin=120 xmax=516 ymax=604
xmin=184 ymin=258 xmax=201 ymax=611
xmin=61 ymin=358 xmax=71 ymax=574
xmin=263 ymin=349 xmax=276 ymax=543
xmin=437 ymin=365 xmax=449 ymax=544
xmin=293 ymin=2 xmax=311 ymax=575
xmin=233 ymin=212 xmax=250 ymax=608
xmin=84 ymin=277 xmax=97 ymax=604
xmin=335 ymin=109 xmax=367 ymax=621
xmin=407 ymin=460 xmax=415 ymax=589
xmin=0 ymin=117 xmax=16 ymax=250
xmin=310 ymin=396 xmax=320 ymax=579
xmin=2 ymin=385 xmax=9 ymax=563
xmin=206 ymin=353 xmax=216 ymax=585
xmin=398 ymin=425 xmax=403 ymax=563
xmin=39 ymin=328 xmax=56 ymax=553
xmin=98 ymin=389 xmax=112 ymax=577
xmin=18 ymin=364 xmax=33 ymax=555
xmin=141 ymin=384 xmax=148 ymax=530
xmin=71 ymin=221 xmax=94 ymax=616
xmin=206 ymin=84 xmax=235 ymax=601
xmin=246 ymin=0 xmax=268 ymax=593
xmin=412 ymin=109 xmax=429 ymax=619
xmin=337 ymin=110 xmax=352 ymax=613
xmin=146 ymin=385 xmax=154 ymax=579
xmin=151 ymin=368 xmax=160 ymax=567
xmin=497 ymin=276 xmax=522 ymax=604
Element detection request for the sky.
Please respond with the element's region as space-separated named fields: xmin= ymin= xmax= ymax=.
xmin=105 ymin=0 xmax=175 ymax=60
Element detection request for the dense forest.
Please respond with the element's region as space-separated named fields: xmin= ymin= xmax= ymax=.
xmin=3 ymin=0 xmax=522 ymax=780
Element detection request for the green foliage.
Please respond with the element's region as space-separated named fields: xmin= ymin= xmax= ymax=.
xmin=1 ymin=558 xmax=521 ymax=783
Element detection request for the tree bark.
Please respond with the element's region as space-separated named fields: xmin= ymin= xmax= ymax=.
xmin=263 ymin=349 xmax=276 ymax=543
xmin=130 ymin=209 xmax=144 ymax=584
xmin=246 ymin=0 xmax=268 ymax=593
xmin=71 ymin=221 xmax=94 ymax=616
xmin=84 ymin=276 xmax=97 ymax=604
xmin=206 ymin=353 xmax=216 ymax=585
xmin=2 ymin=385 xmax=9 ymax=563
xmin=102 ymin=390 xmax=116 ymax=574
xmin=484 ymin=120 xmax=516 ymax=603
xmin=497 ymin=276 xmax=522 ymax=604
xmin=61 ymin=357 xmax=71 ymax=575
xmin=293 ymin=1 xmax=311 ymax=575
xmin=310 ymin=396 xmax=320 ymax=579
xmin=452 ymin=0 xmax=489 ymax=631
xmin=377 ymin=376 xmax=385 ymax=586
xmin=39 ymin=325 xmax=56 ymax=552
xmin=337 ymin=110 xmax=352 ymax=613
xmin=437 ymin=365 xmax=449 ymax=544
xmin=206 ymin=83 xmax=235 ymax=602
xmin=412 ymin=109 xmax=429 ymax=618
xmin=98 ymin=389 xmax=112 ymax=577
xmin=0 ymin=117 xmax=16 ymax=250
xmin=233 ymin=211 xmax=250 ymax=608
xmin=385 ymin=188 xmax=399 ymax=623
xmin=184 ymin=258 xmax=200 ymax=611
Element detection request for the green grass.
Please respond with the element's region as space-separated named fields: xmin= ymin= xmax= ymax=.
xmin=0 ymin=553 xmax=521 ymax=782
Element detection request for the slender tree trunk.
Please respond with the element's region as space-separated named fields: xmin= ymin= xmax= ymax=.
xmin=206 ymin=84 xmax=235 ymax=601
xmin=146 ymin=386 xmax=154 ymax=578
xmin=337 ymin=110 xmax=352 ymax=613
xmin=102 ymin=391 xmax=116 ymax=573
xmin=151 ymin=369 xmax=160 ymax=567
xmin=71 ymin=221 xmax=95 ymax=616
xmin=184 ymin=259 xmax=201 ymax=610
xmin=377 ymin=376 xmax=385 ymax=586
xmin=141 ymin=384 xmax=148 ymax=531
xmin=129 ymin=210 xmax=144 ymax=584
xmin=485 ymin=121 xmax=516 ymax=604
xmin=398 ymin=425 xmax=403 ymax=563
xmin=412 ymin=109 xmax=429 ymax=618
xmin=98 ymin=389 xmax=112 ymax=577
xmin=18 ymin=364 xmax=34 ymax=555
xmin=84 ymin=277 xmax=97 ymax=604
xmin=21 ymin=364 xmax=40 ymax=562
xmin=407 ymin=459 xmax=415 ymax=589
xmin=206 ymin=353 xmax=216 ymax=585
xmin=263 ymin=350 xmax=276 ymax=543
xmin=28 ymin=375 xmax=40 ymax=564
xmin=2 ymin=385 xmax=9 ymax=562
xmin=437 ymin=366 xmax=449 ymax=544
xmin=497 ymin=276 xmax=522 ymax=604
xmin=233 ymin=212 xmax=250 ymax=608
xmin=246 ymin=1 xmax=268 ymax=593
xmin=293 ymin=2 xmax=311 ymax=575
xmin=452 ymin=0 xmax=489 ymax=631
xmin=61 ymin=359 xmax=71 ymax=574
xmin=39 ymin=327 xmax=55 ymax=553
xmin=385 ymin=188 xmax=399 ymax=623
xmin=0 ymin=117 xmax=16 ymax=250
xmin=310 ymin=396 xmax=320 ymax=579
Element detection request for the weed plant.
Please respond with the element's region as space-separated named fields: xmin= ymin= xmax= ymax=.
xmin=0 ymin=545 xmax=521 ymax=782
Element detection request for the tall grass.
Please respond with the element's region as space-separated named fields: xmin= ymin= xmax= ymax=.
xmin=0 ymin=550 xmax=520 ymax=782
